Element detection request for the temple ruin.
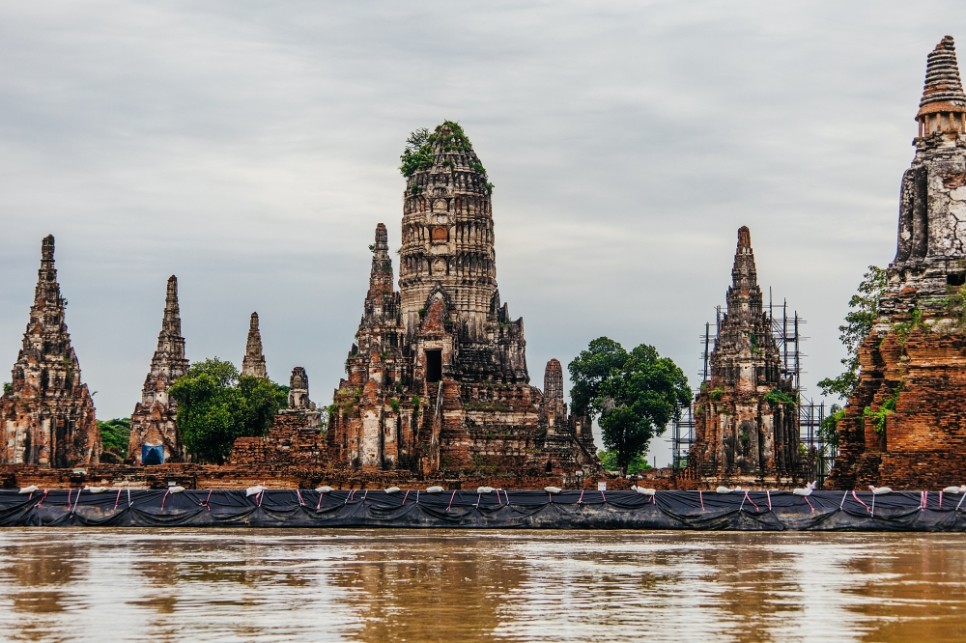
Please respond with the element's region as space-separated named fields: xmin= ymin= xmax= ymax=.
xmin=0 ymin=235 xmax=100 ymax=467
xmin=829 ymin=36 xmax=966 ymax=489
xmin=127 ymin=276 xmax=189 ymax=465
xmin=686 ymin=227 xmax=802 ymax=484
xmin=328 ymin=122 xmax=596 ymax=476
xmin=230 ymin=366 xmax=325 ymax=466
xmin=240 ymin=312 xmax=268 ymax=379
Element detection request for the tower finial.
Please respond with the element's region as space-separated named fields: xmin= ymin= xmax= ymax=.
xmin=162 ymin=275 xmax=182 ymax=337
xmin=916 ymin=35 xmax=966 ymax=137
xmin=737 ymin=226 xmax=752 ymax=250
xmin=165 ymin=275 xmax=178 ymax=308
xmin=41 ymin=235 xmax=55 ymax=262
xmin=365 ymin=223 xmax=395 ymax=314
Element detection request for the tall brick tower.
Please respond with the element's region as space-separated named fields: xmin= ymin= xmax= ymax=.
xmin=687 ymin=227 xmax=801 ymax=484
xmin=829 ymin=36 xmax=966 ymax=488
xmin=0 ymin=236 xmax=100 ymax=467
xmin=128 ymin=276 xmax=189 ymax=465
xmin=396 ymin=122 xmax=528 ymax=383
xmin=329 ymin=122 xmax=595 ymax=475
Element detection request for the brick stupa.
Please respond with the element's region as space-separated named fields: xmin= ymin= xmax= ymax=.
xmin=0 ymin=236 xmax=100 ymax=466
xmin=328 ymin=122 xmax=596 ymax=475
xmin=240 ymin=312 xmax=268 ymax=379
xmin=687 ymin=227 xmax=802 ymax=485
xmin=127 ymin=276 xmax=189 ymax=465
xmin=828 ymin=36 xmax=966 ymax=489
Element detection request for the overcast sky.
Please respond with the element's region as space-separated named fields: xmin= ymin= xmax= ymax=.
xmin=1 ymin=2 xmax=963 ymax=465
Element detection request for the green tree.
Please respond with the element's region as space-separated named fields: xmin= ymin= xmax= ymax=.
xmin=169 ymin=358 xmax=288 ymax=464
xmin=569 ymin=338 xmax=691 ymax=475
xmin=818 ymin=265 xmax=887 ymax=400
xmin=598 ymin=449 xmax=650 ymax=475
xmin=819 ymin=403 xmax=843 ymax=450
xmin=97 ymin=417 xmax=131 ymax=462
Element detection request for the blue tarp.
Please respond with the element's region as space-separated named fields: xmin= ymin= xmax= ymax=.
xmin=1 ymin=488 xmax=964 ymax=531
xmin=141 ymin=445 xmax=164 ymax=465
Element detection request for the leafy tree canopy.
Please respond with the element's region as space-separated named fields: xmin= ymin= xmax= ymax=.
xmin=98 ymin=417 xmax=131 ymax=462
xmin=598 ymin=449 xmax=650 ymax=475
xmin=818 ymin=265 xmax=887 ymax=400
xmin=169 ymin=358 xmax=288 ymax=464
xmin=569 ymin=338 xmax=691 ymax=474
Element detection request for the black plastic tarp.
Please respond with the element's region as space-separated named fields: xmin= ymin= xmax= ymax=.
xmin=1 ymin=488 xmax=964 ymax=531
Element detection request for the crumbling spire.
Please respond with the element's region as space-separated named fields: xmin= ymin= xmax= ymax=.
xmin=916 ymin=35 xmax=966 ymax=137
xmin=364 ymin=223 xmax=395 ymax=320
xmin=35 ymin=235 xmax=59 ymax=305
xmin=727 ymin=226 xmax=763 ymax=316
xmin=162 ymin=276 xmax=181 ymax=337
xmin=152 ymin=276 xmax=186 ymax=364
xmin=128 ymin=275 xmax=189 ymax=464
xmin=0 ymin=235 xmax=100 ymax=467
xmin=241 ymin=312 xmax=268 ymax=379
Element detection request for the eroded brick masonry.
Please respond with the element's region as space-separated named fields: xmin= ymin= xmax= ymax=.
xmin=829 ymin=36 xmax=966 ymax=489
xmin=0 ymin=236 xmax=100 ymax=467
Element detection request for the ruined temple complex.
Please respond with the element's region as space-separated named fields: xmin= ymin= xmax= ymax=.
xmin=127 ymin=276 xmax=189 ymax=465
xmin=0 ymin=236 xmax=100 ymax=467
xmin=829 ymin=36 xmax=966 ymax=489
xmin=328 ymin=122 xmax=596 ymax=476
xmin=686 ymin=227 xmax=802 ymax=484
xmin=7 ymin=39 xmax=966 ymax=494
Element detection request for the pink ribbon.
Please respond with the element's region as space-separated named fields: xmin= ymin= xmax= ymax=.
xmin=851 ymin=490 xmax=871 ymax=514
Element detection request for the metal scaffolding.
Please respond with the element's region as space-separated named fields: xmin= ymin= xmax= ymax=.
xmin=672 ymin=294 xmax=813 ymax=474
xmin=798 ymin=398 xmax=833 ymax=485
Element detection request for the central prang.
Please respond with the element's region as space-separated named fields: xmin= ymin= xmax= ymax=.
xmin=327 ymin=121 xmax=597 ymax=476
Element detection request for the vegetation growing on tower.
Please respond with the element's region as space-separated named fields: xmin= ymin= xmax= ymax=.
xmin=399 ymin=121 xmax=493 ymax=192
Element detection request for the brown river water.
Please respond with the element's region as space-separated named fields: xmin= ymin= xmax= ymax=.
xmin=0 ymin=529 xmax=962 ymax=642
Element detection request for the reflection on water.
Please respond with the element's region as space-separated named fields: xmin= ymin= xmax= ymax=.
xmin=0 ymin=529 xmax=963 ymax=642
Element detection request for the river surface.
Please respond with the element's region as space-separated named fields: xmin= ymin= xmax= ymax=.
xmin=0 ymin=529 xmax=963 ymax=642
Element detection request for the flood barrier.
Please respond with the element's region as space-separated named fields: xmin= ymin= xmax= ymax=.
xmin=1 ymin=488 xmax=964 ymax=531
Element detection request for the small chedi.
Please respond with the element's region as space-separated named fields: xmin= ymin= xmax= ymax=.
xmin=686 ymin=227 xmax=802 ymax=484
xmin=328 ymin=122 xmax=596 ymax=475
xmin=829 ymin=36 xmax=966 ymax=489
xmin=240 ymin=312 xmax=268 ymax=379
xmin=127 ymin=276 xmax=189 ymax=465
xmin=0 ymin=236 xmax=100 ymax=467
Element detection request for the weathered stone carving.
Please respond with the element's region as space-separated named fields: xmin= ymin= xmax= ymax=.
xmin=829 ymin=36 xmax=966 ymax=489
xmin=240 ymin=312 xmax=268 ymax=379
xmin=0 ymin=236 xmax=100 ymax=467
xmin=127 ymin=276 xmax=189 ymax=465
xmin=687 ymin=227 xmax=801 ymax=483
xmin=328 ymin=123 xmax=595 ymax=476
